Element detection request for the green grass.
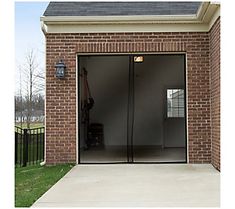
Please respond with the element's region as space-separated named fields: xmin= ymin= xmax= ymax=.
xmin=15 ymin=123 xmax=44 ymax=129
xmin=15 ymin=164 xmax=74 ymax=207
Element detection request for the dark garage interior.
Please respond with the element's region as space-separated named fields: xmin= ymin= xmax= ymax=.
xmin=79 ymin=54 xmax=186 ymax=163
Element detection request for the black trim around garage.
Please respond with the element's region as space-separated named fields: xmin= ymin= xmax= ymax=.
xmin=77 ymin=53 xmax=187 ymax=164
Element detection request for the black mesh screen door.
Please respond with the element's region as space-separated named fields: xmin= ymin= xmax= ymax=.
xmin=78 ymin=54 xmax=186 ymax=163
xmin=132 ymin=55 xmax=187 ymax=163
xmin=79 ymin=55 xmax=129 ymax=163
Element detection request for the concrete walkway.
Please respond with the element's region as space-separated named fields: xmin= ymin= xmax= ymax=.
xmin=32 ymin=164 xmax=220 ymax=207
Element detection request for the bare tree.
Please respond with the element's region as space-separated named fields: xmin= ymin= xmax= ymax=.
xmin=15 ymin=65 xmax=24 ymax=128
xmin=21 ymin=48 xmax=45 ymax=128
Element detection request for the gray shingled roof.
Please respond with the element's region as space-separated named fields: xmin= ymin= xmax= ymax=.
xmin=43 ymin=2 xmax=201 ymax=16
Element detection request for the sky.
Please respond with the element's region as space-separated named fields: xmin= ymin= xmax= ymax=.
xmin=15 ymin=1 xmax=49 ymax=95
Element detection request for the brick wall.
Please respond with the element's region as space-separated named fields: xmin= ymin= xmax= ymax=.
xmin=46 ymin=39 xmax=77 ymax=164
xmin=45 ymin=31 xmax=212 ymax=164
xmin=210 ymin=17 xmax=220 ymax=171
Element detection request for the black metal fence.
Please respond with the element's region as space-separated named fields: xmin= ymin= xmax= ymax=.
xmin=15 ymin=126 xmax=45 ymax=167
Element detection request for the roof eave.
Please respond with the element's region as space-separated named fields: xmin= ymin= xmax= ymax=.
xmin=40 ymin=2 xmax=220 ymax=34
xmin=40 ymin=14 xmax=199 ymax=23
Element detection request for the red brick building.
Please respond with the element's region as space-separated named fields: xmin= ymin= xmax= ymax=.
xmin=41 ymin=2 xmax=220 ymax=170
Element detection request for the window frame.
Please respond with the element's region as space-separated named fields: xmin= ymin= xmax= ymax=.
xmin=165 ymin=87 xmax=185 ymax=119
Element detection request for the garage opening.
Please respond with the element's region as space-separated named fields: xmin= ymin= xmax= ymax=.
xmin=78 ymin=54 xmax=186 ymax=163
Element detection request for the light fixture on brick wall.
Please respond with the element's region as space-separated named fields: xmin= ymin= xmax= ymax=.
xmin=55 ymin=60 xmax=66 ymax=78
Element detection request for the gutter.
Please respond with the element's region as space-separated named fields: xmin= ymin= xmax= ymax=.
xmin=40 ymin=2 xmax=220 ymax=34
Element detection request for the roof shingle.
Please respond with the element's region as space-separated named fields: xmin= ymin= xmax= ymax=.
xmin=43 ymin=1 xmax=202 ymax=17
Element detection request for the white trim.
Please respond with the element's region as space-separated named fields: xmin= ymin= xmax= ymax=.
xmin=208 ymin=5 xmax=220 ymax=30
xmin=196 ymin=2 xmax=210 ymax=21
xmin=41 ymin=3 xmax=220 ymax=34
xmin=44 ymin=23 xmax=209 ymax=33
xmin=40 ymin=20 xmax=46 ymax=35
xmin=41 ymin=15 xmax=198 ymax=23
xmin=202 ymin=4 xmax=219 ymax=23
xmin=44 ymin=38 xmax=47 ymax=164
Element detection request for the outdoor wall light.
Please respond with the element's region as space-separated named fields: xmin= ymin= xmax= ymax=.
xmin=55 ymin=60 xmax=66 ymax=78
xmin=134 ymin=56 xmax=144 ymax=63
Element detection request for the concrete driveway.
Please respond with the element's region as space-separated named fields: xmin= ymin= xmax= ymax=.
xmin=32 ymin=164 xmax=220 ymax=207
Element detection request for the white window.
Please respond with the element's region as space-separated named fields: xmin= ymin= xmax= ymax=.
xmin=167 ymin=89 xmax=184 ymax=118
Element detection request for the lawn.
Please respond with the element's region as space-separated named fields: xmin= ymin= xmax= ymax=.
xmin=15 ymin=164 xmax=74 ymax=207
xmin=15 ymin=123 xmax=44 ymax=129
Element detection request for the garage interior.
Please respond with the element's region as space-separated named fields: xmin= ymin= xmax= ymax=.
xmin=79 ymin=54 xmax=186 ymax=163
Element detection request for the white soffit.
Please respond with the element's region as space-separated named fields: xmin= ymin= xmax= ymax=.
xmin=40 ymin=2 xmax=220 ymax=34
